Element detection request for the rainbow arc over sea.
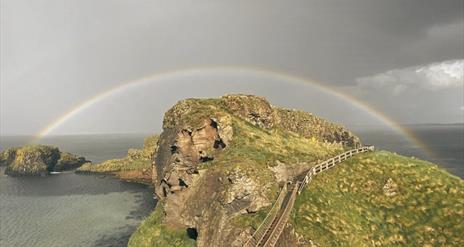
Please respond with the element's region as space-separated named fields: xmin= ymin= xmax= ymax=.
xmin=35 ymin=65 xmax=433 ymax=156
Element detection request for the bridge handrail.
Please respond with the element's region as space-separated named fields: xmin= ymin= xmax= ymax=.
xmin=262 ymin=182 xmax=301 ymax=247
xmin=243 ymin=182 xmax=288 ymax=247
xmin=244 ymin=146 xmax=374 ymax=247
xmin=298 ymin=146 xmax=374 ymax=194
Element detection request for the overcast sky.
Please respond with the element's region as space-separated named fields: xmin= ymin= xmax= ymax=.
xmin=1 ymin=0 xmax=463 ymax=135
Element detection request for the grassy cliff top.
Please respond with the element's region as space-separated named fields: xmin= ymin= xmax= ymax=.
xmin=292 ymin=151 xmax=464 ymax=247
xmin=162 ymin=94 xmax=361 ymax=148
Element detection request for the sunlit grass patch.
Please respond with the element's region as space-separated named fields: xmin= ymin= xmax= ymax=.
xmin=292 ymin=151 xmax=464 ymax=246
xmin=128 ymin=202 xmax=196 ymax=247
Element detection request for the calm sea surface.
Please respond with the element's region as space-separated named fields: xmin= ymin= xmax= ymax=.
xmin=353 ymin=124 xmax=463 ymax=178
xmin=0 ymin=134 xmax=155 ymax=247
xmin=0 ymin=125 xmax=462 ymax=247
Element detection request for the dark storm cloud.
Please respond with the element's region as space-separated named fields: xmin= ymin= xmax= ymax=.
xmin=1 ymin=0 xmax=462 ymax=134
xmin=355 ymin=0 xmax=462 ymax=34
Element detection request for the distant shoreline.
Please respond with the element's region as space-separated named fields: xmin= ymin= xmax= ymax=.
xmin=1 ymin=123 xmax=463 ymax=138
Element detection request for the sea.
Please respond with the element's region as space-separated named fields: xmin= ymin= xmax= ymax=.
xmin=352 ymin=124 xmax=464 ymax=179
xmin=0 ymin=124 xmax=463 ymax=247
xmin=0 ymin=134 xmax=155 ymax=247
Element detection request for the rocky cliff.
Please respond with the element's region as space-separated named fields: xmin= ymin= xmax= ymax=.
xmin=0 ymin=145 xmax=89 ymax=176
xmin=129 ymin=94 xmax=358 ymax=247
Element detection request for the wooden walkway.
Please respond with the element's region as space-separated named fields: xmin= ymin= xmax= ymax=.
xmin=243 ymin=146 xmax=374 ymax=247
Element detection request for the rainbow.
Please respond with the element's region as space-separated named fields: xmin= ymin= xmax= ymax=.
xmin=35 ymin=65 xmax=433 ymax=156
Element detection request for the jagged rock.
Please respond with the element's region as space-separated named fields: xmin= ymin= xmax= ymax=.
xmin=54 ymin=152 xmax=88 ymax=171
xmin=155 ymin=115 xmax=230 ymax=199
xmin=223 ymin=171 xmax=271 ymax=214
xmin=220 ymin=94 xmax=277 ymax=129
xmin=274 ymin=108 xmax=362 ymax=148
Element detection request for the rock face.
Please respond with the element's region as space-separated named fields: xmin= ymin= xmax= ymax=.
xmin=275 ymin=108 xmax=361 ymax=148
xmin=54 ymin=152 xmax=88 ymax=172
xmin=148 ymin=94 xmax=361 ymax=246
xmin=220 ymin=94 xmax=277 ymax=129
xmin=0 ymin=145 xmax=89 ymax=176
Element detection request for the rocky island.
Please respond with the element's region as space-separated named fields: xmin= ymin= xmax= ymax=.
xmin=0 ymin=145 xmax=89 ymax=176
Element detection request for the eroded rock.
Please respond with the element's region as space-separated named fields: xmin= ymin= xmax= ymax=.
xmin=155 ymin=117 xmax=230 ymax=199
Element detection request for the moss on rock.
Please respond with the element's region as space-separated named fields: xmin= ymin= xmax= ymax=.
xmin=128 ymin=202 xmax=196 ymax=247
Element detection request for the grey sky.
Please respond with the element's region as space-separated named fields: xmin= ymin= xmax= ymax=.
xmin=1 ymin=0 xmax=463 ymax=135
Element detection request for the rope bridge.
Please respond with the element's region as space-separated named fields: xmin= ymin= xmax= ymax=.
xmin=243 ymin=146 xmax=374 ymax=247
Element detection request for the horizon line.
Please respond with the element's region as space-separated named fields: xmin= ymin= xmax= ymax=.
xmin=2 ymin=122 xmax=463 ymax=137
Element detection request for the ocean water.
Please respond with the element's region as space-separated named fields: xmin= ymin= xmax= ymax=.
xmin=353 ymin=124 xmax=464 ymax=178
xmin=0 ymin=125 xmax=462 ymax=247
xmin=0 ymin=134 xmax=155 ymax=247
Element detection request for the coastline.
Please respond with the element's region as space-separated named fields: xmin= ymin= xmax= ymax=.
xmin=75 ymin=169 xmax=153 ymax=186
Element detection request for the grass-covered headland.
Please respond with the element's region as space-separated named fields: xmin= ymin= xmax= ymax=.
xmin=293 ymin=151 xmax=464 ymax=246
xmin=77 ymin=134 xmax=158 ymax=183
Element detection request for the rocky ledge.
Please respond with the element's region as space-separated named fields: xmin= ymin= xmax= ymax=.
xmin=0 ymin=145 xmax=89 ymax=176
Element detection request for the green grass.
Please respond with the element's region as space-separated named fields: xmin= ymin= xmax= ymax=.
xmin=292 ymin=151 xmax=464 ymax=247
xmin=200 ymin=118 xmax=344 ymax=170
xmin=128 ymin=203 xmax=196 ymax=247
